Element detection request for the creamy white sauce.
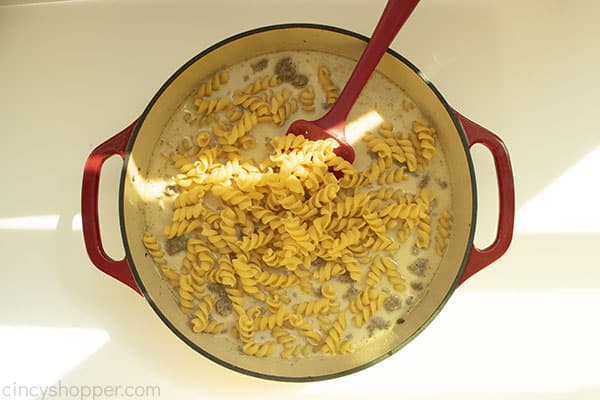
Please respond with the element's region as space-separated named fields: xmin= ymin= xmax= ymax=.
xmin=142 ymin=50 xmax=452 ymax=355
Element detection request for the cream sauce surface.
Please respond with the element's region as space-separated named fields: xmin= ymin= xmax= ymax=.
xmin=142 ymin=50 xmax=453 ymax=355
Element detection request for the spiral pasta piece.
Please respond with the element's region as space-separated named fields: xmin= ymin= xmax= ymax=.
xmin=232 ymin=92 xmax=270 ymax=116
xmin=317 ymin=65 xmax=339 ymax=106
xmin=339 ymin=172 xmax=368 ymax=189
xmin=334 ymin=192 xmax=370 ymax=218
xmin=293 ymin=298 xmax=330 ymax=316
xmin=232 ymin=255 xmax=265 ymax=301
xmin=195 ymin=70 xmax=229 ymax=98
xmin=435 ymin=210 xmax=453 ymax=256
xmin=160 ymin=266 xmax=180 ymax=288
xmin=195 ymin=130 xmax=211 ymax=148
xmin=142 ymin=233 xmax=167 ymax=266
xmin=413 ymin=119 xmax=436 ymax=161
xmin=283 ymin=215 xmax=315 ymax=252
xmin=242 ymin=341 xmax=277 ymax=357
xmin=321 ymin=282 xmax=337 ymax=302
xmin=350 ymin=289 xmax=387 ymax=328
xmin=219 ymin=207 xmax=240 ymax=252
xmin=226 ymin=111 xmax=258 ymax=145
xmin=163 ymin=219 xmax=202 ymax=239
xmin=326 ymin=155 xmax=356 ymax=176
xmin=265 ymin=293 xmax=283 ymax=314
xmin=243 ymin=74 xmax=280 ymax=95
xmin=340 ymin=252 xmax=362 ymax=281
xmin=416 ymin=214 xmax=432 ymax=249
xmin=238 ymin=230 xmax=274 ymax=252
xmin=298 ymin=85 xmax=316 ymax=112
xmin=191 ymin=295 xmax=212 ymax=333
xmin=320 ymin=312 xmax=351 ymax=354
xmin=237 ymin=311 xmax=255 ymax=343
xmin=363 ymin=131 xmax=392 ymax=160
xmin=171 ymin=153 xmax=196 ymax=174
xmin=270 ymin=327 xmax=295 ymax=346
xmin=287 ymin=314 xmax=323 ymax=346
xmin=362 ymin=157 xmax=390 ymax=184
xmin=272 ymin=98 xmax=298 ymax=126
xmin=270 ymin=133 xmax=307 ymax=154
xmin=312 ymin=261 xmax=346 ymax=282
xmin=378 ymin=167 xmax=407 ymax=185
xmin=203 ymin=320 xmax=225 ymax=334
xmin=281 ymin=343 xmax=312 ymax=358
xmin=145 ymin=57 xmax=452 ymax=359
xmin=226 ymin=286 xmax=245 ymax=315
xmin=195 ymin=96 xmax=230 ymax=116
xmin=363 ymin=212 xmax=387 ymax=240
xmin=308 ymin=180 xmax=339 ymax=208
xmin=255 ymin=270 xmax=298 ymax=289
xmin=254 ymin=307 xmax=289 ymax=330
xmin=409 ymin=131 xmax=427 ymax=173
xmin=366 ymin=256 xmax=387 ymax=287
xmin=211 ymin=184 xmax=261 ymax=210
xmin=381 ymin=256 xmax=406 ymax=292
xmin=178 ymin=274 xmax=196 ymax=312
xmin=396 ymin=132 xmax=418 ymax=172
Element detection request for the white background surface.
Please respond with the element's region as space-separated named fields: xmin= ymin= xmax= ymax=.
xmin=1 ymin=0 xmax=599 ymax=399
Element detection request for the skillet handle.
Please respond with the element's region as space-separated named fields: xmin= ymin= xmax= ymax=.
xmin=81 ymin=120 xmax=141 ymax=295
xmin=453 ymin=110 xmax=515 ymax=285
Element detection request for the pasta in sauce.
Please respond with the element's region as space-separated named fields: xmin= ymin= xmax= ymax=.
xmin=142 ymin=51 xmax=453 ymax=358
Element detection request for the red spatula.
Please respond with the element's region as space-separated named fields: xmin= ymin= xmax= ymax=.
xmin=287 ymin=0 xmax=420 ymax=163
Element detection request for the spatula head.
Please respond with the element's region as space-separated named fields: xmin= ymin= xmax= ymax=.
xmin=287 ymin=119 xmax=356 ymax=164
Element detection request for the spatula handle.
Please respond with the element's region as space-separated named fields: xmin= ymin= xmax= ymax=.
xmin=321 ymin=0 xmax=420 ymax=128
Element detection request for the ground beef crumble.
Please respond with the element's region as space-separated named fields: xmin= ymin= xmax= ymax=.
xmin=274 ymin=57 xmax=296 ymax=82
xmin=367 ymin=317 xmax=391 ymax=336
xmin=383 ymin=295 xmax=402 ymax=312
xmin=251 ymin=58 xmax=268 ymax=73
xmin=165 ymin=235 xmax=187 ymax=255
xmin=291 ymin=74 xmax=308 ymax=88
xmin=408 ymin=258 xmax=429 ymax=277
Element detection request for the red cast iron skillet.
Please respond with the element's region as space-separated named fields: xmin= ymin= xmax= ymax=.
xmin=81 ymin=24 xmax=514 ymax=381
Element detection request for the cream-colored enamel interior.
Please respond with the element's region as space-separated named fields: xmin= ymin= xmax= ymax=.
xmin=122 ymin=27 xmax=474 ymax=379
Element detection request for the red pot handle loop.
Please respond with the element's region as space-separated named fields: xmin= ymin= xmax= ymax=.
xmin=453 ymin=110 xmax=515 ymax=285
xmin=81 ymin=121 xmax=141 ymax=295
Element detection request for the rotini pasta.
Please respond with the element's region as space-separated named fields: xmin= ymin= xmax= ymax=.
xmin=242 ymin=340 xmax=277 ymax=357
xmin=320 ymin=312 xmax=350 ymax=354
xmin=254 ymin=306 xmax=289 ymax=330
xmin=194 ymin=96 xmax=230 ymax=116
xmin=435 ymin=210 xmax=453 ymax=256
xmin=142 ymin=51 xmax=453 ymax=360
xmin=317 ymin=65 xmax=339 ymax=106
xmin=191 ymin=295 xmax=213 ymax=333
xmin=298 ymin=85 xmax=316 ymax=112
xmin=243 ymin=74 xmax=280 ymax=95
xmin=281 ymin=343 xmax=312 ymax=358
xmin=195 ymin=70 xmax=229 ymax=98
xmin=413 ymin=119 xmax=437 ymax=161
xmin=142 ymin=233 xmax=167 ymax=266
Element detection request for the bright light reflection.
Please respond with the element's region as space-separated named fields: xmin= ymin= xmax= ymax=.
xmin=301 ymin=290 xmax=600 ymax=394
xmin=0 ymin=326 xmax=110 ymax=392
xmin=125 ymin=112 xmax=384 ymax=203
xmin=0 ymin=215 xmax=59 ymax=231
xmin=345 ymin=110 xmax=384 ymax=145
xmin=515 ymin=145 xmax=600 ymax=234
xmin=71 ymin=213 xmax=82 ymax=231
xmin=127 ymin=156 xmax=167 ymax=202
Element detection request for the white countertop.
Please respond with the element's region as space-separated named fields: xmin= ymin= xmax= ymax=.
xmin=1 ymin=0 xmax=599 ymax=399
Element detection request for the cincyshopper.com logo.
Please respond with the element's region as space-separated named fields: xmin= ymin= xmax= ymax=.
xmin=2 ymin=381 xmax=161 ymax=399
